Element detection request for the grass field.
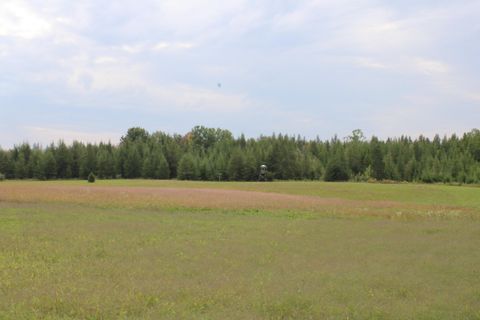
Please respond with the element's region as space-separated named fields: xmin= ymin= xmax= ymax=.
xmin=1 ymin=180 xmax=480 ymax=319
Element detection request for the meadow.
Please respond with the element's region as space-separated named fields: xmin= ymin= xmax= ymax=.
xmin=1 ymin=180 xmax=479 ymax=319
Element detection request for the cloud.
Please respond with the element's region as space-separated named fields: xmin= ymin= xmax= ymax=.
xmin=414 ymin=58 xmax=450 ymax=75
xmin=152 ymin=42 xmax=196 ymax=51
xmin=147 ymin=84 xmax=251 ymax=112
xmin=57 ymin=52 xmax=252 ymax=112
xmin=0 ymin=1 xmax=52 ymax=39
xmin=0 ymin=0 xmax=479 ymax=144
xmin=353 ymin=57 xmax=389 ymax=70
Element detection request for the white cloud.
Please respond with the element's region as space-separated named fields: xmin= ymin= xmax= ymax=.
xmin=94 ymin=56 xmax=120 ymax=64
xmin=119 ymin=44 xmax=145 ymax=54
xmin=414 ymin=58 xmax=450 ymax=75
xmin=0 ymin=0 xmax=479 ymax=142
xmin=0 ymin=1 xmax=52 ymax=39
xmin=147 ymin=84 xmax=251 ymax=112
xmin=55 ymin=53 xmax=252 ymax=113
xmin=353 ymin=57 xmax=389 ymax=70
xmin=152 ymin=41 xmax=196 ymax=52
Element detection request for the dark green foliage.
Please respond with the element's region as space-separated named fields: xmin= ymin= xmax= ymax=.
xmin=243 ymin=152 xmax=259 ymax=181
xmin=324 ymin=162 xmax=349 ymax=181
xmin=55 ymin=141 xmax=72 ymax=179
xmin=142 ymin=148 xmax=170 ymax=179
xmin=88 ymin=172 xmax=96 ymax=183
xmin=123 ymin=143 xmax=142 ymax=178
xmin=14 ymin=156 xmax=27 ymax=179
xmin=70 ymin=141 xmax=84 ymax=178
xmin=324 ymin=153 xmax=349 ymax=182
xmin=42 ymin=151 xmax=57 ymax=180
xmin=0 ymin=150 xmax=11 ymax=178
xmin=228 ymin=149 xmax=246 ymax=181
xmin=31 ymin=150 xmax=44 ymax=180
xmin=80 ymin=144 xmax=97 ymax=179
xmin=370 ymin=137 xmax=385 ymax=180
xmin=190 ymin=125 xmax=233 ymax=153
xmin=177 ymin=153 xmax=199 ymax=180
xmin=121 ymin=127 xmax=149 ymax=143
xmin=96 ymin=145 xmax=115 ymax=179
xmin=3 ymin=127 xmax=480 ymax=184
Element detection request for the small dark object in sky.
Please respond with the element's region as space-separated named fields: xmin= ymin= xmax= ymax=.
xmin=217 ymin=83 xmax=221 ymax=88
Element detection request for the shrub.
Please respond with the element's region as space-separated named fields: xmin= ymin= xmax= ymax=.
xmin=324 ymin=159 xmax=349 ymax=182
xmin=87 ymin=172 xmax=96 ymax=183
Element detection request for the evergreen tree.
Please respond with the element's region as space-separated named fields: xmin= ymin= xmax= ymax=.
xmin=243 ymin=152 xmax=258 ymax=181
xmin=2 ymin=126 xmax=480 ymax=184
xmin=228 ymin=149 xmax=246 ymax=181
xmin=88 ymin=172 xmax=96 ymax=183
xmin=97 ymin=149 xmax=115 ymax=178
xmin=42 ymin=151 xmax=57 ymax=180
xmin=14 ymin=154 xmax=28 ymax=179
xmin=177 ymin=153 xmax=198 ymax=180
xmin=384 ymin=152 xmax=399 ymax=180
xmin=31 ymin=150 xmax=45 ymax=180
xmin=0 ymin=150 xmax=10 ymax=177
xmin=370 ymin=137 xmax=385 ymax=180
xmin=55 ymin=141 xmax=72 ymax=179
xmin=80 ymin=144 xmax=97 ymax=178
xmin=153 ymin=150 xmax=170 ymax=179
xmin=123 ymin=143 xmax=142 ymax=178
xmin=70 ymin=141 xmax=84 ymax=178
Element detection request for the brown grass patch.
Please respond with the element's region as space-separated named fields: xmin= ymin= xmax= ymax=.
xmin=0 ymin=184 xmax=475 ymax=218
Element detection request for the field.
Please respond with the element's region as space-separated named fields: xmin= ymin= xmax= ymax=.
xmin=1 ymin=180 xmax=480 ymax=319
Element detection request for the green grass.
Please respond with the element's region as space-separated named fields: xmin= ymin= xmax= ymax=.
xmin=1 ymin=181 xmax=480 ymax=319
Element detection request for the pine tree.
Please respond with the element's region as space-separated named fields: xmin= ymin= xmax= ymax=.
xmin=55 ymin=141 xmax=72 ymax=179
xmin=42 ymin=151 xmax=57 ymax=180
xmin=123 ymin=144 xmax=142 ymax=178
xmin=80 ymin=144 xmax=97 ymax=178
xmin=97 ymin=149 xmax=115 ymax=178
xmin=384 ymin=152 xmax=399 ymax=180
xmin=370 ymin=137 xmax=385 ymax=180
xmin=154 ymin=150 xmax=170 ymax=179
xmin=177 ymin=153 xmax=198 ymax=180
xmin=243 ymin=152 xmax=258 ymax=181
xmin=14 ymin=156 xmax=27 ymax=179
xmin=88 ymin=172 xmax=96 ymax=183
xmin=70 ymin=141 xmax=84 ymax=178
xmin=0 ymin=150 xmax=10 ymax=177
xmin=31 ymin=150 xmax=45 ymax=180
xmin=228 ymin=149 xmax=246 ymax=181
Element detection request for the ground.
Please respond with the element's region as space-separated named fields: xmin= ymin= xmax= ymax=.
xmin=0 ymin=180 xmax=479 ymax=319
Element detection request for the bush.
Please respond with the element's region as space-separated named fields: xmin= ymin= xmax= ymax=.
xmin=0 ymin=173 xmax=5 ymax=181
xmin=324 ymin=161 xmax=349 ymax=182
xmin=87 ymin=172 xmax=96 ymax=183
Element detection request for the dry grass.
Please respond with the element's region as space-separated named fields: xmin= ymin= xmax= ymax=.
xmin=0 ymin=183 xmax=477 ymax=219
xmin=1 ymin=181 xmax=480 ymax=319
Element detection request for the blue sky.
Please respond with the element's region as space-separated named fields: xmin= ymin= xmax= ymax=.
xmin=1 ymin=0 xmax=479 ymax=147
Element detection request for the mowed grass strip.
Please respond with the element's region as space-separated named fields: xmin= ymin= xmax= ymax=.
xmin=0 ymin=181 xmax=480 ymax=319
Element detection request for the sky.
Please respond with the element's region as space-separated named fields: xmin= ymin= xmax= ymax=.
xmin=0 ymin=0 xmax=479 ymax=148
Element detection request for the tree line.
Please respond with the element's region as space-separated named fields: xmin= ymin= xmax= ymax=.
xmin=1 ymin=126 xmax=480 ymax=184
